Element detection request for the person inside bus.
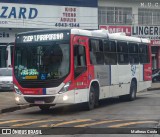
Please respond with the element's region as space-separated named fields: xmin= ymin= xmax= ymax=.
xmin=42 ymin=47 xmax=63 ymax=79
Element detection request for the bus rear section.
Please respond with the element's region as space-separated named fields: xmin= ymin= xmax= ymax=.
xmin=86 ymin=32 xmax=151 ymax=103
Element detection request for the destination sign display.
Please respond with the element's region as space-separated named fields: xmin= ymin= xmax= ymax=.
xmin=16 ymin=31 xmax=70 ymax=43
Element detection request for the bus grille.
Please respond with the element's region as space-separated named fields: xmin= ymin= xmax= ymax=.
xmin=24 ymin=96 xmax=55 ymax=103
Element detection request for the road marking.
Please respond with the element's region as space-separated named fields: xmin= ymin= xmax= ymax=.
xmin=12 ymin=119 xmax=62 ymax=127
xmin=0 ymin=119 xmax=34 ymax=125
xmin=74 ymin=120 xmax=122 ymax=127
xmin=39 ymin=124 xmax=48 ymax=127
xmin=52 ymin=119 xmax=92 ymax=127
xmin=109 ymin=121 xmax=158 ymax=128
xmin=0 ymin=113 xmax=7 ymax=118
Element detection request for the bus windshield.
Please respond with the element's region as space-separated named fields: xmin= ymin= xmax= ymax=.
xmin=14 ymin=42 xmax=70 ymax=81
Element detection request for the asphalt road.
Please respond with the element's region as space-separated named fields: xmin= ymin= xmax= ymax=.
xmin=0 ymin=90 xmax=160 ymax=137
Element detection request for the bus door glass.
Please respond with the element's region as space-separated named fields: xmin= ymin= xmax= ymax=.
xmin=73 ymin=36 xmax=89 ymax=90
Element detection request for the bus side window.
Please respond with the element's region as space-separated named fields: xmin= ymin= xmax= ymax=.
xmin=139 ymin=44 xmax=149 ymax=64
xmin=89 ymin=39 xmax=104 ymax=65
xmin=74 ymin=45 xmax=87 ymax=78
xmin=104 ymin=40 xmax=117 ymax=65
xmin=128 ymin=43 xmax=139 ymax=64
xmin=117 ymin=41 xmax=129 ymax=64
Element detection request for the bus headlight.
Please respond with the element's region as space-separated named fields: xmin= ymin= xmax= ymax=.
xmin=58 ymin=82 xmax=71 ymax=94
xmin=63 ymin=95 xmax=68 ymax=101
xmin=15 ymin=96 xmax=20 ymax=102
xmin=14 ymin=85 xmax=22 ymax=95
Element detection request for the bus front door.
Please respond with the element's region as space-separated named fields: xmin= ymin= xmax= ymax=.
xmin=73 ymin=36 xmax=89 ymax=103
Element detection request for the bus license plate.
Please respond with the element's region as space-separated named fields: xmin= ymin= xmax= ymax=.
xmin=1 ymin=85 xmax=10 ymax=88
xmin=34 ymin=101 xmax=45 ymax=104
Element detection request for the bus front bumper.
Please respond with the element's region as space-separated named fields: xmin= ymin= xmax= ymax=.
xmin=14 ymin=90 xmax=75 ymax=105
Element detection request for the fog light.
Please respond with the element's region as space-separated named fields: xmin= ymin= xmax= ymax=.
xmin=63 ymin=95 xmax=68 ymax=101
xmin=15 ymin=97 xmax=20 ymax=102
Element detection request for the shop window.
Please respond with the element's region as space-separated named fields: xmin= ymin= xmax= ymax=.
xmin=138 ymin=8 xmax=160 ymax=25
xmin=98 ymin=7 xmax=132 ymax=25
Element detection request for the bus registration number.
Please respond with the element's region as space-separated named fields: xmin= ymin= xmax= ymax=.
xmin=34 ymin=101 xmax=45 ymax=104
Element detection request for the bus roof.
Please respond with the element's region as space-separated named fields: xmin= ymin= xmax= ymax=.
xmin=16 ymin=28 xmax=150 ymax=44
xmin=71 ymin=29 xmax=150 ymax=44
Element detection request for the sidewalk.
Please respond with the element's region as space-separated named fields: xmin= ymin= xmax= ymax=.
xmin=0 ymin=91 xmax=30 ymax=114
xmin=0 ymin=83 xmax=160 ymax=114
xmin=147 ymin=82 xmax=160 ymax=91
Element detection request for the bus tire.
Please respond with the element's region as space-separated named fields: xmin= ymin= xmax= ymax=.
xmin=119 ymin=81 xmax=137 ymax=101
xmin=152 ymin=77 xmax=157 ymax=82
xmin=127 ymin=81 xmax=137 ymax=101
xmin=87 ymin=86 xmax=96 ymax=110
xmin=39 ymin=105 xmax=50 ymax=111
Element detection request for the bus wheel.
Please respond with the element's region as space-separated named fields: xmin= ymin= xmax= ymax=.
xmin=39 ymin=105 xmax=50 ymax=111
xmin=87 ymin=87 xmax=96 ymax=110
xmin=152 ymin=77 xmax=157 ymax=82
xmin=128 ymin=81 xmax=137 ymax=101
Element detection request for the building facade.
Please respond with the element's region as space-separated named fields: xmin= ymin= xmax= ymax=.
xmin=98 ymin=0 xmax=160 ymax=69
xmin=0 ymin=0 xmax=98 ymax=41
xmin=1 ymin=0 xmax=160 ymax=70
xmin=0 ymin=0 xmax=98 ymax=67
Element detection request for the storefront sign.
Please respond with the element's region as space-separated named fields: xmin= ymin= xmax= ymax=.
xmin=99 ymin=25 xmax=160 ymax=45
xmin=0 ymin=30 xmax=16 ymax=42
xmin=151 ymin=40 xmax=160 ymax=45
xmin=132 ymin=26 xmax=160 ymax=40
xmin=55 ymin=7 xmax=80 ymax=27
xmin=99 ymin=25 xmax=131 ymax=36
xmin=0 ymin=31 xmax=9 ymax=38
xmin=0 ymin=3 xmax=98 ymax=29
xmin=0 ymin=6 xmax=38 ymax=19
xmin=0 ymin=0 xmax=97 ymax=7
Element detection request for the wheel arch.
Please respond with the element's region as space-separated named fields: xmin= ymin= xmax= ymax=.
xmin=88 ymin=80 xmax=100 ymax=101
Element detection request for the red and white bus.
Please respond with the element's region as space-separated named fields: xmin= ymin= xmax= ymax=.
xmin=13 ymin=29 xmax=152 ymax=110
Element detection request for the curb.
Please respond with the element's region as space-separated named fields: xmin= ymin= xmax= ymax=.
xmin=0 ymin=104 xmax=30 ymax=114
xmin=147 ymin=88 xmax=160 ymax=91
